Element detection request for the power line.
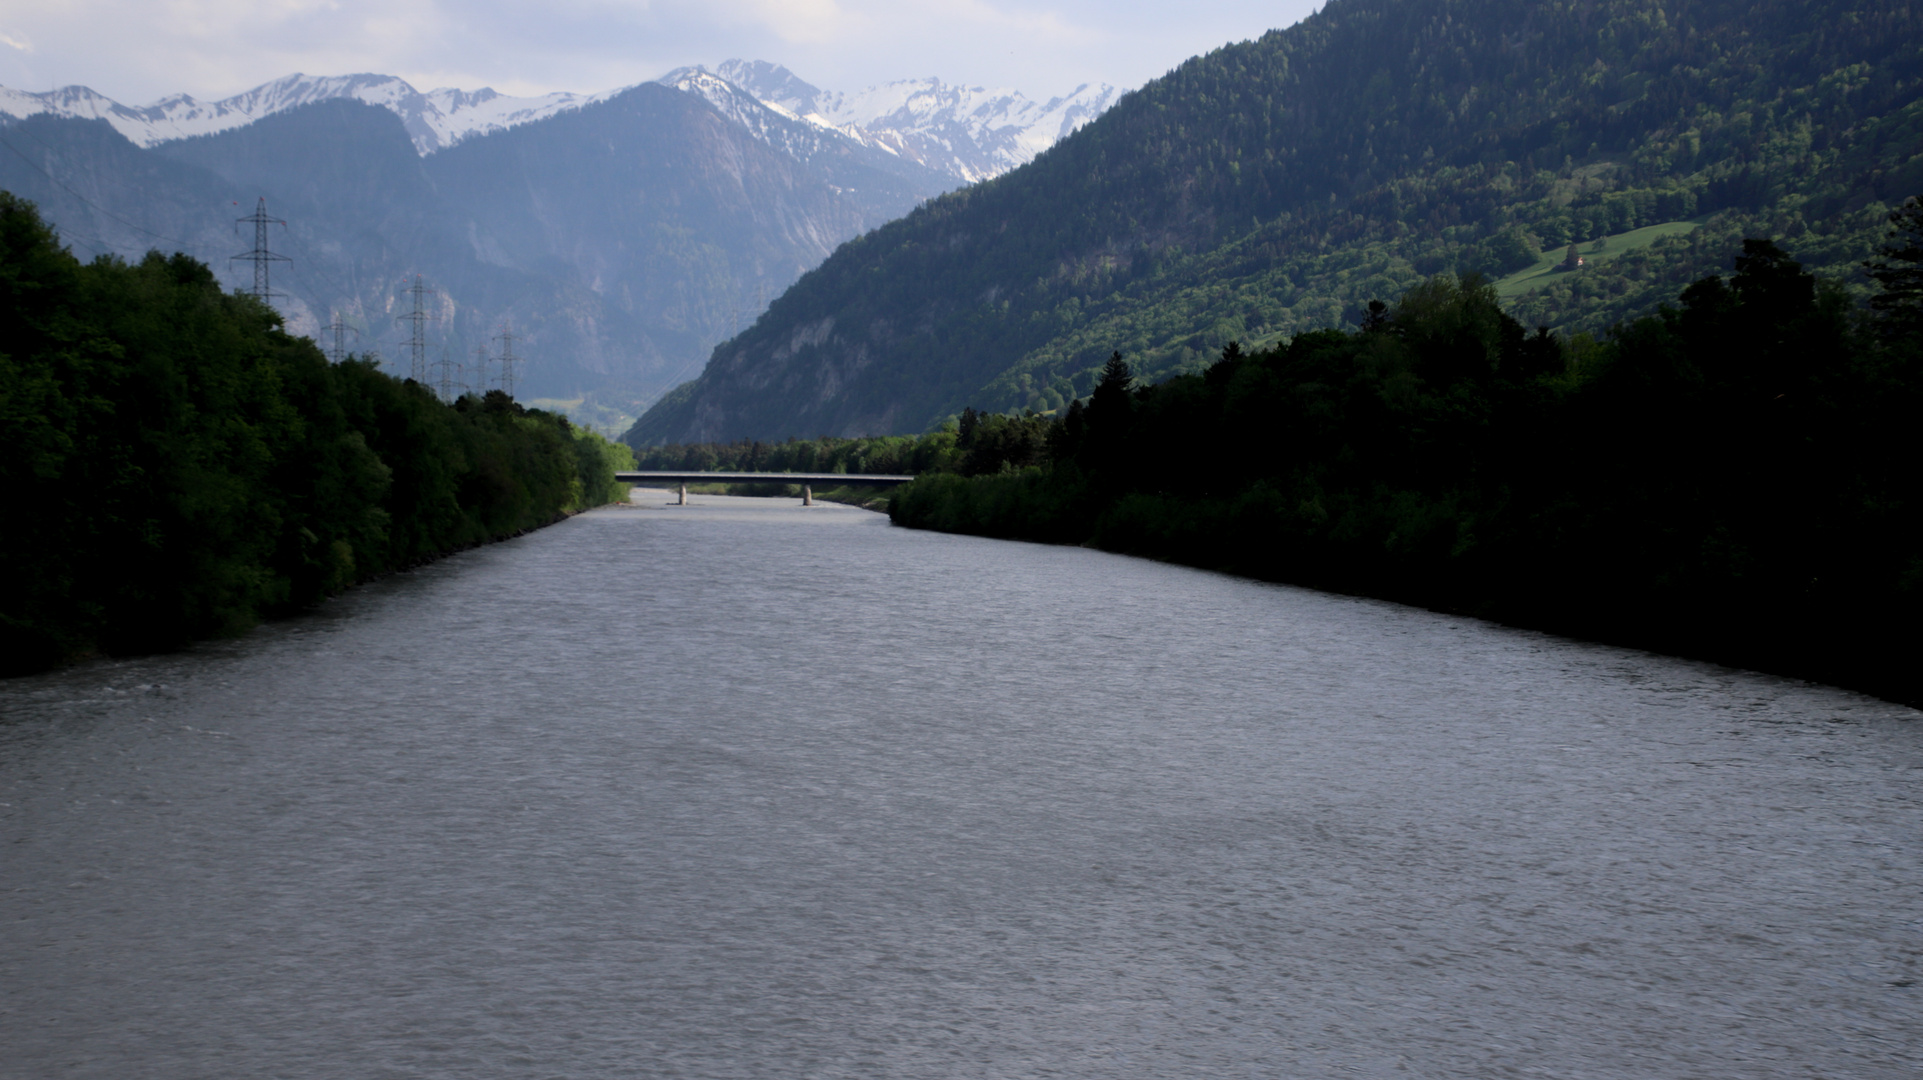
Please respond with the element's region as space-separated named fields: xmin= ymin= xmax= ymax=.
xmin=0 ymin=124 xmax=215 ymax=256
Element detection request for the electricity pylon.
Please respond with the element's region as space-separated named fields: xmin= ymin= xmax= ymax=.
xmin=325 ymin=312 xmax=359 ymax=364
xmin=493 ymin=323 xmax=518 ymax=398
xmin=397 ymin=276 xmax=434 ymax=383
xmin=432 ymin=344 xmax=461 ymax=403
xmin=231 ymin=197 xmax=289 ymax=302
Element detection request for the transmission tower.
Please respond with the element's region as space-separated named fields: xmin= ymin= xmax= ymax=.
xmin=396 ymin=276 xmax=435 ymax=383
xmin=231 ymin=197 xmax=290 ymax=302
xmin=493 ymin=323 xmax=518 ymax=398
xmin=432 ymin=344 xmax=461 ymax=403
xmin=472 ymin=343 xmax=491 ymax=398
xmin=325 ymin=312 xmax=359 ymax=364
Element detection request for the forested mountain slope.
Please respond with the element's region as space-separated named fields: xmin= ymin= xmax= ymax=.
xmin=629 ymin=0 xmax=1923 ymax=443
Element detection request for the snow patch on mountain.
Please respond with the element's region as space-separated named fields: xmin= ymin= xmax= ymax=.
xmin=710 ymin=59 xmax=1118 ymax=183
xmin=1 ymin=62 xmax=1118 ymax=181
xmin=657 ymin=68 xmax=876 ymax=162
xmin=0 ymin=74 xmax=615 ymax=154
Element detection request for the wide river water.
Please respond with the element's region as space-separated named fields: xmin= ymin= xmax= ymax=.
xmin=3 ymin=491 xmax=1919 ymax=1078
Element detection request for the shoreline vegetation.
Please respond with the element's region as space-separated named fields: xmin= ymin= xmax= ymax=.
xmin=882 ymin=227 xmax=1923 ymax=706
xmin=0 ymin=194 xmax=635 ymax=676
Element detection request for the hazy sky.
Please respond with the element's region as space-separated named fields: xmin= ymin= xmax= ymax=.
xmin=0 ymin=0 xmax=1322 ymax=105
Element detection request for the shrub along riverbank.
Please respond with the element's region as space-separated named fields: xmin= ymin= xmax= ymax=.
xmin=891 ymin=222 xmax=1923 ymax=706
xmin=0 ymin=193 xmax=634 ymax=675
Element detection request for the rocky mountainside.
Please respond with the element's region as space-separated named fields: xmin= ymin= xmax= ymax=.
xmin=627 ymin=0 xmax=1923 ymax=444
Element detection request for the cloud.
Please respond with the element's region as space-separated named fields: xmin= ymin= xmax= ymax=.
xmin=0 ymin=30 xmax=33 ymax=52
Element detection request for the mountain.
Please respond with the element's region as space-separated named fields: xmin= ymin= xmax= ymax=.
xmin=2 ymin=64 xmax=1118 ymax=185
xmin=2 ymin=62 xmax=1117 ymax=428
xmin=0 ymin=86 xmax=933 ymax=416
xmin=0 ymin=74 xmax=614 ymax=155
xmin=654 ymin=68 xmax=950 ymax=194
xmin=707 ymin=60 xmax=1119 ymax=184
xmin=626 ymin=0 xmax=1923 ymax=444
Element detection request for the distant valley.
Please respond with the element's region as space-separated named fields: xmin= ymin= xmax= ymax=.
xmin=0 ymin=63 xmax=1116 ymax=430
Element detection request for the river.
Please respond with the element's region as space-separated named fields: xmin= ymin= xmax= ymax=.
xmin=2 ymin=490 xmax=1918 ymax=1078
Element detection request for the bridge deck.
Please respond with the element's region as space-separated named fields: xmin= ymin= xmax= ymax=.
xmin=616 ymin=471 xmax=915 ymax=487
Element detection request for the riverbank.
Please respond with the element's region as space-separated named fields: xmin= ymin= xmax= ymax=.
xmin=0 ymin=193 xmax=636 ymax=675
xmin=895 ymin=484 xmax=1922 ymax=708
xmin=888 ymin=241 xmax=1923 ymax=709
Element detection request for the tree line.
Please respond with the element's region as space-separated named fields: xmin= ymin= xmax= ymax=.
xmin=0 ymin=193 xmax=634 ymax=675
xmin=891 ymin=215 xmax=1923 ymax=705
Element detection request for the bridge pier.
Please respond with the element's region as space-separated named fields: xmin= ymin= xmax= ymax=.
xmin=678 ymin=482 xmax=687 ymax=506
xmin=802 ymin=485 xmax=813 ymax=506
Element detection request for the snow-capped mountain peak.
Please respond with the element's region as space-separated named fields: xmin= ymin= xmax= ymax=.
xmin=706 ymin=60 xmax=1119 ymax=183
xmin=0 ymin=73 xmax=615 ymax=154
xmin=2 ymin=62 xmax=1117 ymax=183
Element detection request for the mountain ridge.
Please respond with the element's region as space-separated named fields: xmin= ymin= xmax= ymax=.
xmin=1 ymin=60 xmax=1122 ymax=427
xmin=1 ymin=63 xmax=1118 ymax=185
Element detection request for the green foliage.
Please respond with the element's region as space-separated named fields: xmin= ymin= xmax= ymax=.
xmin=892 ymin=239 xmax=1923 ymax=704
xmin=632 ymin=0 xmax=1923 ymax=442
xmin=954 ymin=407 xmax=1054 ymax=476
xmin=570 ymin=424 xmax=638 ymax=507
xmin=0 ymin=193 xmax=625 ymax=674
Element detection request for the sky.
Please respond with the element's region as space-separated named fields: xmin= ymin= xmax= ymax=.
xmin=0 ymin=0 xmax=1322 ymax=105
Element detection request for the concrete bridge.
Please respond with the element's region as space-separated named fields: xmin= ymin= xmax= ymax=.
xmin=615 ymin=471 xmax=916 ymax=506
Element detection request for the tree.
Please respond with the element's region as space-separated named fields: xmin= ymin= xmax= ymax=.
xmin=1091 ymin=351 xmax=1133 ymax=414
xmin=958 ymin=406 xmax=981 ymax=448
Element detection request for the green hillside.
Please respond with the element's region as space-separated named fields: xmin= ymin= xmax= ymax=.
xmin=628 ymin=0 xmax=1923 ymax=444
xmin=1492 ymin=218 xmax=1704 ymax=297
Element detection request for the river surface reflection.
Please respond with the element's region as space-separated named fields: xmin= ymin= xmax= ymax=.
xmin=2 ymin=490 xmax=1919 ymax=1078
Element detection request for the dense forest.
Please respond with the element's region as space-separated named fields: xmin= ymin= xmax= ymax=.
xmin=631 ymin=0 xmax=1923 ymax=444
xmin=0 ymin=194 xmax=634 ymax=675
xmin=890 ymin=219 xmax=1923 ymax=705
